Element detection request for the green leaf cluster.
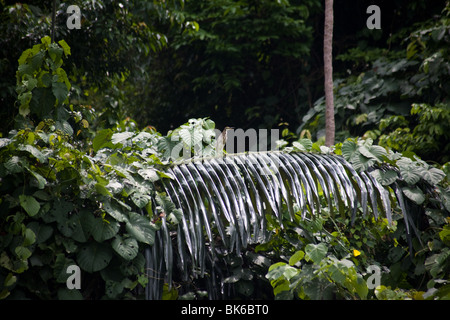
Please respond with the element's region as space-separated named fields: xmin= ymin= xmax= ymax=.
xmin=0 ymin=122 xmax=177 ymax=299
xmin=15 ymin=36 xmax=71 ymax=129
xmin=266 ymin=236 xmax=368 ymax=300
xmin=0 ymin=38 xmax=183 ymax=299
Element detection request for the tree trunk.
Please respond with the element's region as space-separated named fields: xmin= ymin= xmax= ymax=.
xmin=324 ymin=0 xmax=335 ymax=146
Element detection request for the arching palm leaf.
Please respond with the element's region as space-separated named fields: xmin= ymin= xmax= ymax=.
xmin=144 ymin=150 xmax=415 ymax=299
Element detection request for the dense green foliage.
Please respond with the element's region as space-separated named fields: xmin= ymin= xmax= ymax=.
xmin=0 ymin=41 xmax=181 ymax=299
xmin=0 ymin=0 xmax=181 ymax=133
xmin=301 ymin=2 xmax=450 ymax=163
xmin=265 ymin=138 xmax=450 ymax=300
xmin=138 ymin=0 xmax=322 ymax=132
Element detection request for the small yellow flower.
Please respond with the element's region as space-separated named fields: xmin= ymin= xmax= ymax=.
xmin=353 ymin=249 xmax=361 ymax=257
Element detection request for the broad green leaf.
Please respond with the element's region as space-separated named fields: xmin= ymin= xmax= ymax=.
xmin=402 ymin=186 xmax=425 ymax=205
xmin=179 ymin=127 xmax=203 ymax=147
xmin=22 ymin=228 xmax=36 ymax=247
xmin=439 ymin=225 xmax=450 ymax=245
xmin=352 ymin=153 xmax=375 ymax=172
xmin=421 ymin=167 xmax=445 ymax=185
xmin=289 ymin=250 xmax=305 ymax=266
xmin=93 ymin=129 xmax=113 ymax=152
xmin=29 ymin=51 xmax=45 ymax=72
xmin=328 ymin=263 xmax=347 ymax=285
xmin=204 ymin=119 xmax=215 ymax=130
xmin=56 ymin=211 xmax=82 ymax=239
xmin=162 ymin=283 xmax=179 ymax=300
xmin=27 ymin=222 xmax=53 ymax=244
xmin=341 ymin=140 xmax=358 ymax=162
xmin=23 ymin=77 xmax=38 ymax=91
xmin=41 ymin=36 xmax=51 ymax=48
xmin=58 ymin=39 xmax=71 ymax=57
xmin=273 ymin=279 xmax=291 ymax=297
xmin=43 ymin=199 xmax=74 ymax=223
xmin=370 ymin=169 xmax=398 ymax=186
xmin=18 ymin=48 xmax=32 ymax=65
xmin=131 ymin=193 xmax=151 ymax=209
xmin=359 ymin=144 xmax=387 ymax=162
xmin=156 ymin=193 xmax=176 ymax=215
xmin=266 ymin=262 xmax=288 ymax=280
xmin=105 ymin=279 xmax=127 ymax=299
xmin=77 ymin=242 xmax=113 ymax=273
xmin=19 ymin=195 xmax=40 ymax=217
xmin=55 ymin=67 xmax=71 ymax=90
xmin=138 ymin=168 xmax=159 ymax=182
xmin=305 ymin=243 xmax=328 ymax=264
xmin=15 ymin=246 xmax=32 ymax=260
xmin=5 ymin=156 xmax=23 ymax=173
xmin=297 ymin=138 xmax=313 ymax=151
xmin=157 ymin=136 xmax=181 ymax=159
xmin=353 ymin=274 xmax=369 ymax=299
xmin=91 ymin=217 xmax=119 ymax=242
xmin=52 ymin=81 xmax=68 ymax=104
xmin=107 ymin=180 xmax=123 ymax=195
xmin=103 ymin=200 xmax=126 ymax=222
xmin=26 ymin=168 xmax=47 ymax=189
xmin=397 ymin=157 xmax=421 ymax=185
xmin=55 ymin=120 xmax=74 ymax=136
xmin=18 ymin=144 xmax=46 ymax=163
xmin=4 ymin=273 xmax=17 ymax=287
xmin=95 ymin=183 xmax=112 ymax=196
xmin=125 ymin=212 xmax=157 ymax=245
xmin=292 ymin=141 xmax=307 ymax=152
xmin=111 ymin=132 xmax=134 ymax=145
xmin=0 ymin=138 xmax=11 ymax=148
xmin=283 ymin=265 xmax=299 ymax=280
xmin=112 ymin=236 xmax=138 ymax=261
xmin=48 ymin=44 xmax=63 ymax=64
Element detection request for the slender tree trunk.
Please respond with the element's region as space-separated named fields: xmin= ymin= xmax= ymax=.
xmin=324 ymin=0 xmax=335 ymax=146
xmin=52 ymin=0 xmax=56 ymax=43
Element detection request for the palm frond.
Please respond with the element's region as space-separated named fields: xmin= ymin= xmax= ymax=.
xmin=145 ymin=151 xmax=413 ymax=299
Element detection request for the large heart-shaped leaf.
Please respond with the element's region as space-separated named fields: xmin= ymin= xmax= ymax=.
xmin=112 ymin=236 xmax=138 ymax=261
xmin=370 ymin=169 xmax=398 ymax=186
xmin=91 ymin=216 xmax=119 ymax=242
xmin=421 ymin=167 xmax=445 ymax=185
xmin=402 ymin=186 xmax=425 ymax=205
xmin=305 ymin=243 xmax=328 ymax=264
xmin=341 ymin=140 xmax=358 ymax=162
xmin=397 ymin=157 xmax=422 ymax=185
xmin=359 ymin=144 xmax=387 ymax=162
xmin=125 ymin=212 xmax=157 ymax=245
xmin=77 ymin=242 xmax=112 ymax=273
